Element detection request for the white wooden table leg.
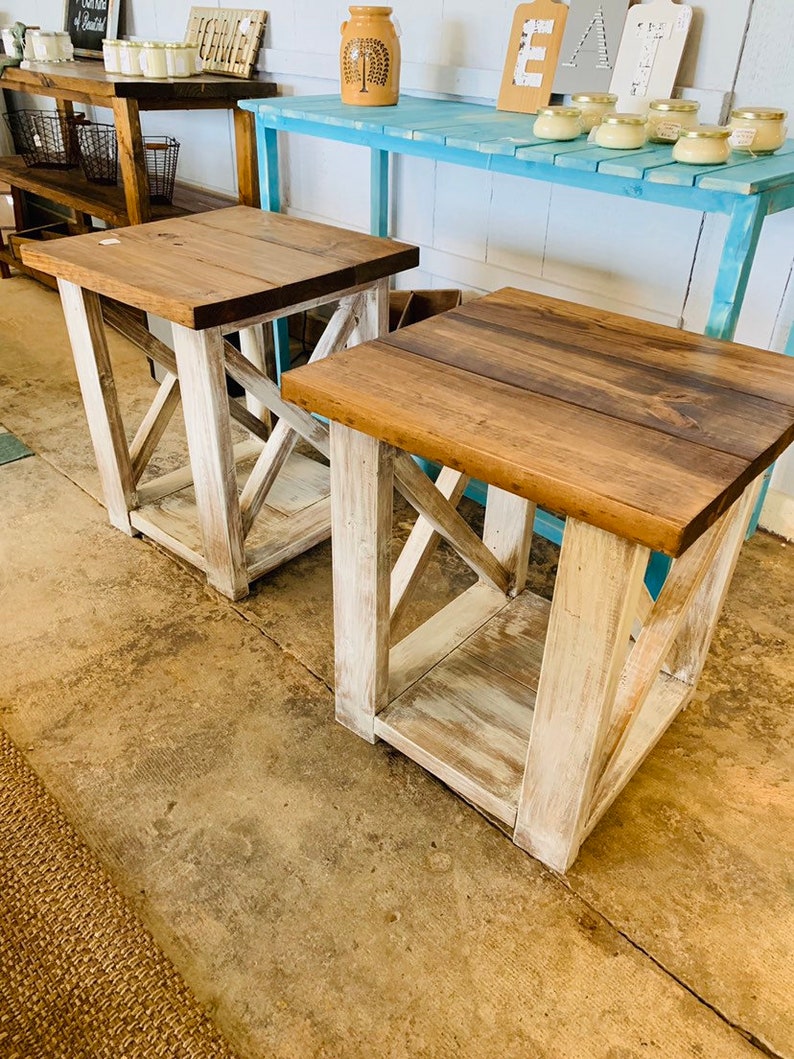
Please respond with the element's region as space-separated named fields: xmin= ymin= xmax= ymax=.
xmin=667 ymin=477 xmax=761 ymax=686
xmin=238 ymin=323 xmax=273 ymax=430
xmin=350 ymin=277 xmax=389 ymax=344
xmin=57 ymin=279 xmax=137 ymax=534
xmin=514 ymin=519 xmax=650 ymax=872
xmin=330 ymin=421 xmax=393 ymax=742
xmin=483 ymin=485 xmax=535 ymax=596
xmin=172 ymin=323 xmax=248 ymax=601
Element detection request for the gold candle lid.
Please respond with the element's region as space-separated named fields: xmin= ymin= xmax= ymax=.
xmin=649 ymin=98 xmax=700 ymax=112
xmin=678 ymin=125 xmax=731 ymax=139
xmin=601 ymin=113 xmax=647 ymax=125
xmin=571 ymin=93 xmax=618 ymax=104
xmin=536 ymin=106 xmax=581 ymax=118
xmin=731 ymin=107 xmax=787 ymax=121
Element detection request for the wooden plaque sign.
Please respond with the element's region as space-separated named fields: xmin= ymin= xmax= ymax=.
xmin=186 ymin=7 xmax=267 ymax=79
xmin=63 ymin=0 xmax=121 ymax=59
xmin=609 ymin=0 xmax=693 ymax=113
xmin=497 ymin=0 xmax=569 ymax=115
xmin=552 ymin=0 xmax=632 ymax=96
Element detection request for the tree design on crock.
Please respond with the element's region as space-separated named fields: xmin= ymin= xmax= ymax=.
xmin=342 ymin=37 xmax=390 ymax=93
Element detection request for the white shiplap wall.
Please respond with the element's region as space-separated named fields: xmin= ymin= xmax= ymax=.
xmin=10 ymin=0 xmax=794 ymax=533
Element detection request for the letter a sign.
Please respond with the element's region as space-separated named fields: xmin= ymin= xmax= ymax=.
xmin=498 ymin=0 xmax=569 ymax=114
xmin=553 ymin=0 xmax=631 ymax=95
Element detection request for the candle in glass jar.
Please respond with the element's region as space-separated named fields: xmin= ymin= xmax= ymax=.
xmin=102 ymin=39 xmax=122 ymax=74
xmin=141 ymin=41 xmax=168 ymax=78
xmin=118 ymin=41 xmax=144 ymax=76
xmin=571 ymin=93 xmax=618 ymax=133
xmin=533 ymin=106 xmax=583 ymax=141
xmin=594 ymin=113 xmax=647 ymax=150
xmin=647 ymin=98 xmax=700 ymax=143
xmin=729 ymin=108 xmax=788 ymax=154
xmin=672 ymin=126 xmax=731 ymax=165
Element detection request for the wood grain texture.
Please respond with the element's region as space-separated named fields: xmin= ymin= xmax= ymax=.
xmin=331 ymin=424 xmax=393 ymax=743
xmin=171 ymin=324 xmax=249 ymax=600
xmin=482 ymin=486 xmax=535 ymax=596
xmin=282 ymin=287 xmax=794 ymax=556
xmin=23 ymin=207 xmax=419 ymax=330
xmin=513 ymin=519 xmax=649 ymax=872
xmin=497 ymin=0 xmax=569 ymax=115
xmin=57 ymin=280 xmax=137 ymax=534
xmin=112 ymin=98 xmax=150 ymax=226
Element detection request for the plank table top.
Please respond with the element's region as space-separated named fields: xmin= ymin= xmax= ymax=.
xmin=282 ymin=287 xmax=794 ymax=556
xmin=22 ymin=206 xmax=419 ymax=329
xmin=1 ymin=61 xmax=277 ymax=104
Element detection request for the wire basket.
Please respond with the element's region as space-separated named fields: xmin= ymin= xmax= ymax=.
xmin=144 ymin=136 xmax=180 ymax=205
xmin=75 ymin=122 xmax=118 ymax=185
xmin=3 ymin=109 xmax=82 ymax=169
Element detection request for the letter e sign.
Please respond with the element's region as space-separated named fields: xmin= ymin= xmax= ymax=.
xmin=498 ymin=1 xmax=569 ymax=114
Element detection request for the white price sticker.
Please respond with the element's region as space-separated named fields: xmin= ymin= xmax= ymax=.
xmin=99 ymin=238 xmax=121 ymax=246
xmin=240 ymin=17 xmax=251 ymax=35
xmin=729 ymin=128 xmax=756 ymax=148
xmin=588 ymin=126 xmax=599 ymax=143
xmin=653 ymin=120 xmax=681 ymax=142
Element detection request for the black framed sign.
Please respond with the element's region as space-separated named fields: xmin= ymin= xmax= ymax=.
xmin=63 ymin=0 xmax=121 ymax=59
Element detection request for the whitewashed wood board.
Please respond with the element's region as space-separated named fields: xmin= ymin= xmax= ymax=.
xmin=609 ymin=0 xmax=693 ymax=113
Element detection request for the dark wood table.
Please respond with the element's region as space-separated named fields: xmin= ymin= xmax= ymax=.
xmin=0 ymin=60 xmax=276 ymax=235
xmin=22 ymin=206 xmax=418 ymax=600
xmin=282 ymin=286 xmax=794 ymax=871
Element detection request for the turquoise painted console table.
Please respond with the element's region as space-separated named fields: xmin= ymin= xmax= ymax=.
xmin=239 ymin=93 xmax=794 ymax=543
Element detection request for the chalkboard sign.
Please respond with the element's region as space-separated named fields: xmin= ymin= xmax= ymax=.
xmin=63 ymin=0 xmax=121 ymax=59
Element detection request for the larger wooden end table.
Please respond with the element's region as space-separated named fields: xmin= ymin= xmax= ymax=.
xmin=23 ymin=206 xmax=418 ymax=600
xmin=282 ymin=287 xmax=794 ymax=872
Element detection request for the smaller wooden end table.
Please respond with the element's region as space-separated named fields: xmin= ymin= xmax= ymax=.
xmin=22 ymin=206 xmax=418 ymax=600
xmin=282 ymin=288 xmax=794 ymax=872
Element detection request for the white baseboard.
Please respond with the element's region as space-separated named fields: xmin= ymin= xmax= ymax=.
xmin=760 ymin=488 xmax=794 ymax=541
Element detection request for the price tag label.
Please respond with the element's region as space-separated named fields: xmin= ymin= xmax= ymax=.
xmin=587 ymin=126 xmax=599 ymax=143
xmin=653 ymin=120 xmax=682 ymax=142
xmin=729 ymin=128 xmax=756 ymax=148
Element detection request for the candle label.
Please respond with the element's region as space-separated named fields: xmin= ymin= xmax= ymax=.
xmin=653 ymin=120 xmax=681 ymax=141
xmin=729 ymin=128 xmax=756 ymax=148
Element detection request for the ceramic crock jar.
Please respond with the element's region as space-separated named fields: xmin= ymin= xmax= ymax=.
xmin=340 ymin=7 xmax=401 ymax=106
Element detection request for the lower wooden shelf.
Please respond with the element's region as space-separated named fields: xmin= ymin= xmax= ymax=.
xmin=376 ymin=583 xmax=693 ymax=832
xmin=0 ymin=155 xmax=235 ymax=228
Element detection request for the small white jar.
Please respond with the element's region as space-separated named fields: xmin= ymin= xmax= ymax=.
xmin=118 ymin=41 xmax=144 ymax=76
xmin=647 ymin=98 xmax=700 ymax=143
xmin=594 ymin=113 xmax=647 ymax=150
xmin=533 ymin=106 xmax=583 ymax=142
xmin=672 ymin=125 xmax=731 ymax=165
xmin=729 ymin=107 xmax=788 ymax=155
xmin=102 ymin=39 xmax=122 ymax=74
xmin=141 ymin=41 xmax=168 ymax=78
xmin=164 ymin=42 xmax=191 ymax=78
xmin=185 ymin=40 xmax=202 ymax=74
xmin=571 ymin=93 xmax=618 ymax=133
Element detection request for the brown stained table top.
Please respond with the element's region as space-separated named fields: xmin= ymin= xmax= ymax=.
xmin=22 ymin=206 xmax=420 ymax=329
xmin=1 ymin=61 xmax=276 ymax=103
xmin=281 ymin=287 xmax=794 ymax=556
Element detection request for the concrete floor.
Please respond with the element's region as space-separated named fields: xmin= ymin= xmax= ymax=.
xmin=0 ymin=273 xmax=792 ymax=1059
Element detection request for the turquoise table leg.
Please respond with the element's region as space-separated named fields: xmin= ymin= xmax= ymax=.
xmin=370 ymin=148 xmax=390 ymax=237
xmin=257 ymin=120 xmax=291 ymax=378
xmin=705 ymin=194 xmax=770 ymax=536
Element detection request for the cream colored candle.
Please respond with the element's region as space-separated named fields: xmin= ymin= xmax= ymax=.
xmin=165 ymin=43 xmax=191 ymax=77
xmin=647 ymin=98 xmax=700 ymax=143
xmin=118 ymin=41 xmax=144 ymax=76
xmin=594 ymin=113 xmax=647 ymax=150
xmin=672 ymin=126 xmax=731 ymax=165
xmin=571 ymin=93 xmax=618 ymax=133
xmin=141 ymin=41 xmax=168 ymax=78
xmin=729 ymin=108 xmax=788 ymax=154
xmin=102 ymin=39 xmax=122 ymax=74
xmin=533 ymin=106 xmax=583 ymax=142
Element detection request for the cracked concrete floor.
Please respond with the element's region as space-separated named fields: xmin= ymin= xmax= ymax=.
xmin=0 ymin=274 xmax=792 ymax=1058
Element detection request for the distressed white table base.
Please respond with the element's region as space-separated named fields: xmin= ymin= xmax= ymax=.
xmin=58 ymin=277 xmax=389 ymax=600
xmin=329 ymin=422 xmax=761 ymax=874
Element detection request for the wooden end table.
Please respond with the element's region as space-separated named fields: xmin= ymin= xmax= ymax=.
xmin=22 ymin=206 xmax=418 ymax=600
xmin=282 ymin=287 xmax=794 ymax=872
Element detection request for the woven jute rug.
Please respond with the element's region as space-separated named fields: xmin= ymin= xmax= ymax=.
xmin=0 ymin=728 xmax=238 ymax=1058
